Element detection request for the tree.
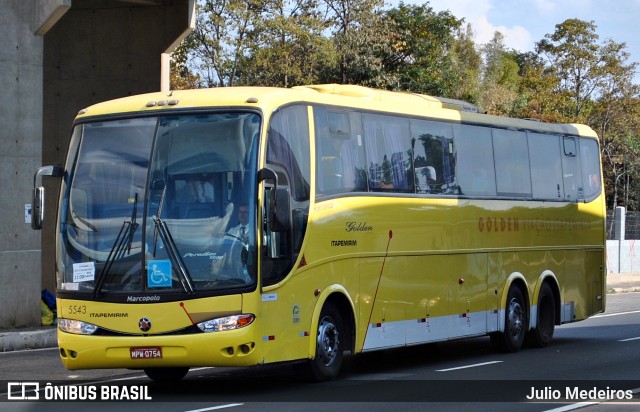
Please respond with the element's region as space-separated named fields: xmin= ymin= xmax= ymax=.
xmin=448 ymin=23 xmax=482 ymax=104
xmin=187 ymin=0 xmax=266 ymax=87
xmin=536 ymin=19 xmax=609 ymax=121
xmin=170 ymin=37 xmax=201 ymax=90
xmin=382 ymin=2 xmax=463 ymax=95
xmin=510 ymin=51 xmax=562 ymax=121
xmin=322 ymin=0 xmax=390 ymax=85
xmin=479 ymin=32 xmax=521 ymax=116
xmin=242 ymin=0 xmax=336 ymax=87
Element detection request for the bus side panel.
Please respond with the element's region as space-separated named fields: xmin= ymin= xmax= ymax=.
xmin=259 ymin=258 xmax=361 ymax=364
xmin=359 ymin=254 xmax=490 ymax=351
xmin=554 ymin=249 xmax=584 ymax=323
xmin=585 ymin=249 xmax=605 ymax=316
xmin=556 ymin=248 xmax=605 ymax=323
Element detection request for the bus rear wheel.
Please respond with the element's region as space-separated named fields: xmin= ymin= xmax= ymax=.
xmin=302 ymin=303 xmax=345 ymax=381
xmin=143 ymin=367 xmax=189 ymax=382
xmin=491 ymin=285 xmax=527 ymax=353
xmin=527 ymin=282 xmax=556 ymax=347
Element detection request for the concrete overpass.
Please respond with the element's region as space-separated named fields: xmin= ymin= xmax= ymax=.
xmin=0 ymin=0 xmax=195 ymax=328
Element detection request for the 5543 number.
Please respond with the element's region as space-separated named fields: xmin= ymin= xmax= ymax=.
xmin=67 ymin=305 xmax=87 ymax=315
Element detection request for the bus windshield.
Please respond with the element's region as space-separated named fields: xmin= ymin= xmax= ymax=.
xmin=57 ymin=112 xmax=261 ymax=297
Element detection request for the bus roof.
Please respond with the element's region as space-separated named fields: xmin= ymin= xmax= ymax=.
xmin=75 ymin=84 xmax=598 ymax=139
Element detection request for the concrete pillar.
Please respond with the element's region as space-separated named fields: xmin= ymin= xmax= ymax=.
xmin=0 ymin=0 xmax=50 ymax=328
xmin=0 ymin=0 xmax=193 ymax=329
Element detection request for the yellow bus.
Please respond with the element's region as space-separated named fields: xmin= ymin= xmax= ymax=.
xmin=32 ymin=84 xmax=605 ymax=382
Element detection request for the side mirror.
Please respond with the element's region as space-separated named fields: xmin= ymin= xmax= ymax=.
xmin=31 ymin=165 xmax=63 ymax=230
xmin=272 ymin=188 xmax=291 ymax=232
xmin=258 ymin=167 xmax=291 ymax=232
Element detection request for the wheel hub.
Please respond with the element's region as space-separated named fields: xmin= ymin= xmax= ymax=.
xmin=316 ymin=317 xmax=339 ymax=367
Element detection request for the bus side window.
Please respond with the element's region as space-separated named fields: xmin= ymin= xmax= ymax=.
xmin=453 ymin=124 xmax=497 ymax=197
xmin=529 ymin=132 xmax=564 ymax=200
xmin=410 ymin=119 xmax=456 ymax=194
xmin=362 ymin=113 xmax=412 ymax=192
xmin=579 ymin=138 xmax=602 ymax=201
xmin=562 ymin=136 xmax=582 ymax=201
xmin=264 ymin=105 xmax=311 ymax=285
xmin=315 ymin=108 xmax=367 ymax=195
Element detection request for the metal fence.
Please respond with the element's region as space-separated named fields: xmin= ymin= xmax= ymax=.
xmin=606 ymin=209 xmax=640 ymax=240
xmin=607 ymin=207 xmax=640 ymax=273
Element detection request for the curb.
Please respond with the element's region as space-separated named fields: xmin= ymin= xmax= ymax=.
xmin=0 ymin=328 xmax=57 ymax=352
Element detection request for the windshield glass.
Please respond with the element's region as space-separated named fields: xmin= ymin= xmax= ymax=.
xmin=57 ymin=112 xmax=260 ymax=297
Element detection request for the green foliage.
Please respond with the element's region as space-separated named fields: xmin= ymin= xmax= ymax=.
xmin=382 ymin=3 xmax=464 ymax=95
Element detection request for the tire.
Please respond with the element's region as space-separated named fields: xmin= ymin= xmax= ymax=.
xmin=143 ymin=367 xmax=189 ymax=382
xmin=527 ymin=282 xmax=556 ymax=347
xmin=491 ymin=285 xmax=527 ymax=353
xmin=304 ymin=303 xmax=346 ymax=381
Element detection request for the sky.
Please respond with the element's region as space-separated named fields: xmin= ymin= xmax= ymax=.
xmin=397 ymin=0 xmax=640 ymax=81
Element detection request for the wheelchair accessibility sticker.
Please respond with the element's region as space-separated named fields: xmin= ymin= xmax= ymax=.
xmin=147 ymin=260 xmax=172 ymax=288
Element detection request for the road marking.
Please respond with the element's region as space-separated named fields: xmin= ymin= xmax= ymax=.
xmin=592 ymin=309 xmax=640 ymax=318
xmin=619 ymin=336 xmax=640 ymax=342
xmin=542 ymin=387 xmax=640 ymax=412
xmin=542 ymin=401 xmax=598 ymax=411
xmin=189 ymin=367 xmax=216 ymax=372
xmin=184 ymin=404 xmax=244 ymax=412
xmin=436 ymin=360 xmax=503 ymax=372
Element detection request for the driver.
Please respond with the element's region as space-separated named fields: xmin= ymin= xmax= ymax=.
xmin=226 ymin=203 xmax=251 ymax=245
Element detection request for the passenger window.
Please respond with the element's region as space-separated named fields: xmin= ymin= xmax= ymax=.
xmin=580 ymin=138 xmax=602 ymax=201
xmin=561 ymin=137 xmax=582 ymax=201
xmin=410 ymin=119 xmax=456 ymax=194
xmin=493 ymin=129 xmax=531 ymax=197
xmin=529 ymin=133 xmax=564 ymax=200
xmin=362 ymin=113 xmax=413 ymax=192
xmin=454 ymin=124 xmax=496 ymax=197
xmin=315 ymin=107 xmax=367 ymax=195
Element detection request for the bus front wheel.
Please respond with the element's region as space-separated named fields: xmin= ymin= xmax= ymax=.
xmin=143 ymin=367 xmax=189 ymax=382
xmin=491 ymin=285 xmax=527 ymax=353
xmin=304 ymin=303 xmax=345 ymax=381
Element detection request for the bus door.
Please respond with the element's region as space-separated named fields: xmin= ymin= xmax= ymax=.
xmin=258 ymin=105 xmax=311 ymax=363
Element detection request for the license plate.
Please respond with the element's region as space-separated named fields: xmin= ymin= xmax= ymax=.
xmin=130 ymin=346 xmax=162 ymax=359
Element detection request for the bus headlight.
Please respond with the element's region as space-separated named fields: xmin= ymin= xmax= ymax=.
xmin=58 ymin=318 xmax=99 ymax=335
xmin=197 ymin=314 xmax=255 ymax=332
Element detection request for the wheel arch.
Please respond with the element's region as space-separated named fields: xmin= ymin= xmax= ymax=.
xmin=308 ymin=285 xmax=356 ymax=358
xmin=498 ymin=273 xmax=531 ymax=332
xmin=532 ymin=271 xmax=561 ymax=328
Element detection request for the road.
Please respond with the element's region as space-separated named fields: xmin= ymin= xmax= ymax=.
xmin=1 ymin=293 xmax=639 ymax=412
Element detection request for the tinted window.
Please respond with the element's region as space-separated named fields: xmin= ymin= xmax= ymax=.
xmin=410 ymin=120 xmax=457 ymax=194
xmin=493 ymin=129 xmax=531 ymax=196
xmin=362 ymin=113 xmax=413 ymax=191
xmin=454 ymin=124 xmax=496 ymax=197
xmin=529 ymin=132 xmax=564 ymax=200
xmin=580 ymin=138 xmax=602 ymax=201
xmin=315 ymin=107 xmax=367 ymax=195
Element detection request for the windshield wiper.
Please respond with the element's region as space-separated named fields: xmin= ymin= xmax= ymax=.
xmin=93 ymin=193 xmax=139 ymax=297
xmin=152 ymin=217 xmax=195 ymax=294
xmin=149 ymin=183 xmax=194 ymax=294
